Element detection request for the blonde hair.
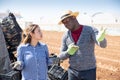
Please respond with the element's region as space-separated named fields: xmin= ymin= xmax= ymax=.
xmin=21 ymin=24 xmax=39 ymax=44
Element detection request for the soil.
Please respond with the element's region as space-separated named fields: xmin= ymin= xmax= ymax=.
xmin=41 ymin=30 xmax=120 ymax=80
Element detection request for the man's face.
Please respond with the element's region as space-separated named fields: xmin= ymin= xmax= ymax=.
xmin=62 ymin=16 xmax=76 ymax=30
xmin=62 ymin=16 xmax=74 ymax=24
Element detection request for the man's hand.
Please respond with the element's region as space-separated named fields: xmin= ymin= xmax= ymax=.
xmin=10 ymin=61 xmax=21 ymax=69
xmin=67 ymin=43 xmax=79 ymax=55
xmin=97 ymin=27 xmax=107 ymax=42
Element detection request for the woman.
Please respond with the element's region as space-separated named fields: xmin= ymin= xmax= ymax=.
xmin=12 ymin=24 xmax=51 ymax=80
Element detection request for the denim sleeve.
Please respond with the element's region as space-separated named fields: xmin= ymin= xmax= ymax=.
xmin=44 ymin=45 xmax=52 ymax=66
xmin=17 ymin=45 xmax=24 ymax=70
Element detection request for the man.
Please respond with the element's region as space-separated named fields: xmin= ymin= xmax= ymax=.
xmin=58 ymin=10 xmax=107 ymax=80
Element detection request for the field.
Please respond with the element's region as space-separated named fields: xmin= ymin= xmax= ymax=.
xmin=41 ymin=30 xmax=120 ymax=80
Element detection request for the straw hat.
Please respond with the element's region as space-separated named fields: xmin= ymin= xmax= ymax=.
xmin=58 ymin=10 xmax=79 ymax=25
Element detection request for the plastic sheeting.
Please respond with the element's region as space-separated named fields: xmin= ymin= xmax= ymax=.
xmin=0 ymin=26 xmax=12 ymax=74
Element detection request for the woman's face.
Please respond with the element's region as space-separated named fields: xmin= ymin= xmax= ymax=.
xmin=31 ymin=26 xmax=42 ymax=41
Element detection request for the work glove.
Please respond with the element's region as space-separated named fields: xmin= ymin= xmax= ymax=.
xmin=67 ymin=43 xmax=79 ymax=55
xmin=97 ymin=27 xmax=107 ymax=42
xmin=10 ymin=61 xmax=21 ymax=69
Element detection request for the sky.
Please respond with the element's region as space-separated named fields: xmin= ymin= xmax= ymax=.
xmin=0 ymin=0 xmax=120 ymax=24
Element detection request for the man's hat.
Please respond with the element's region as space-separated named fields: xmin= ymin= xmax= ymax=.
xmin=58 ymin=10 xmax=79 ymax=25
